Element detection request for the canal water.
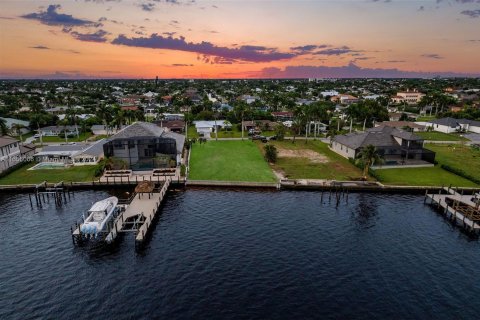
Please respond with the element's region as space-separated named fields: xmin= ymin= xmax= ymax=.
xmin=0 ymin=189 xmax=479 ymax=319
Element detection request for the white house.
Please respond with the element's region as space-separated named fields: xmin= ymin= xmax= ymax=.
xmin=34 ymin=139 xmax=107 ymax=165
xmin=0 ymin=136 xmax=22 ymax=173
xmin=320 ymin=90 xmax=339 ymax=97
xmin=427 ymin=117 xmax=480 ymax=134
xmin=39 ymin=125 xmax=78 ymax=137
xmin=193 ymin=120 xmax=231 ymax=136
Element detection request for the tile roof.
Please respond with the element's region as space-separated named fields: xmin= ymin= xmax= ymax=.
xmin=109 ymin=122 xmax=166 ymax=139
xmin=333 ymin=126 xmax=422 ymax=149
xmin=0 ymin=136 xmax=18 ymax=148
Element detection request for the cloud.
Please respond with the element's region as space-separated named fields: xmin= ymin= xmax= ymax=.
xmin=21 ymin=4 xmax=94 ymax=27
xmin=111 ymin=34 xmax=297 ymax=62
xmin=461 ymin=9 xmax=480 ymax=17
xmin=421 ymin=53 xmax=444 ymax=59
xmin=290 ymin=44 xmax=329 ymax=54
xmin=255 ymin=62 xmax=479 ymax=78
xmin=139 ymin=2 xmax=156 ymax=11
xmin=172 ymin=63 xmax=193 ymax=66
xmin=70 ymin=29 xmax=109 ymax=42
xmin=314 ymin=46 xmax=357 ymax=56
xmin=386 ymin=60 xmax=406 ymax=63
xmin=29 ymin=45 xmax=50 ymax=50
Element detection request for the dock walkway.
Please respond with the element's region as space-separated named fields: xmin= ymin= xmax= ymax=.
xmin=426 ymin=187 xmax=480 ymax=232
xmin=72 ymin=177 xmax=172 ymax=246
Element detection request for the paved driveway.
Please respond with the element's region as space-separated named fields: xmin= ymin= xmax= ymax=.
xmin=464 ymin=133 xmax=480 ymax=142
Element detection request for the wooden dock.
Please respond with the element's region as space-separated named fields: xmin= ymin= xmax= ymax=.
xmin=426 ymin=187 xmax=480 ymax=233
xmin=72 ymin=178 xmax=171 ymax=246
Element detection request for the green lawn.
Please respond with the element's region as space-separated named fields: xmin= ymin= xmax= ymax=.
xmin=415 ymin=131 xmax=468 ymax=141
xmin=36 ymin=132 xmax=93 ymax=143
xmin=187 ymin=125 xmax=200 ymax=139
xmin=189 ymin=140 xmax=276 ymax=182
xmin=0 ymin=163 xmax=98 ymax=185
xmin=426 ymin=143 xmax=480 ymax=182
xmin=216 ymin=127 xmax=278 ymax=138
xmin=373 ymin=166 xmax=478 ymax=187
xmin=267 ymin=140 xmax=364 ymax=180
xmin=14 ymin=132 xmax=34 ymax=142
xmin=416 ymin=116 xmax=437 ymax=122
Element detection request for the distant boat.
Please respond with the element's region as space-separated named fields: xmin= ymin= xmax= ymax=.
xmin=80 ymin=197 xmax=118 ymax=236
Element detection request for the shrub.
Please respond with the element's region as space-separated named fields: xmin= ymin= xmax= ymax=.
xmin=264 ymin=144 xmax=278 ymax=163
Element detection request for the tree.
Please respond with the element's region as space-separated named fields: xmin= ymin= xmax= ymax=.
xmin=356 ymin=144 xmax=383 ymax=180
xmin=11 ymin=123 xmax=25 ymax=141
xmin=0 ymin=118 xmax=9 ymax=136
xmin=274 ymin=123 xmax=286 ymax=141
xmin=264 ymin=144 xmax=278 ymax=163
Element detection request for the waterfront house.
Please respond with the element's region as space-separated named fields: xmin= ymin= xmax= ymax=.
xmin=103 ymin=122 xmax=185 ymax=170
xmin=426 ymin=117 xmax=480 ymax=134
xmin=34 ymin=139 xmax=107 ymax=165
xmin=331 ymin=126 xmax=435 ymax=166
xmin=0 ymin=136 xmax=22 ymax=173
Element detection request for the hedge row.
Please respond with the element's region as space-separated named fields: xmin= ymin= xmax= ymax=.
xmin=440 ymin=164 xmax=480 ymax=185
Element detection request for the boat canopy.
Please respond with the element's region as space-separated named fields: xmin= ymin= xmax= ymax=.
xmin=89 ymin=199 xmax=114 ymax=212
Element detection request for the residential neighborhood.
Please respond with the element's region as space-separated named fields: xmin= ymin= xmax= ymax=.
xmin=0 ymin=78 xmax=478 ymax=188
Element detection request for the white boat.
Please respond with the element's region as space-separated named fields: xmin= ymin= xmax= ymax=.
xmin=80 ymin=197 xmax=119 ymax=236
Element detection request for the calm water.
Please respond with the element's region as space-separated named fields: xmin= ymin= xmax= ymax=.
xmin=0 ymin=189 xmax=479 ymax=320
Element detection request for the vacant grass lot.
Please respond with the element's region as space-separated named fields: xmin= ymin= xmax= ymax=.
xmin=265 ymin=140 xmax=364 ymax=180
xmin=0 ymin=163 xmax=98 ymax=185
xmin=415 ymin=131 xmax=467 ymax=141
xmin=189 ymin=140 xmax=276 ymax=182
xmin=426 ymin=143 xmax=480 ymax=181
xmin=374 ymin=166 xmax=478 ymax=187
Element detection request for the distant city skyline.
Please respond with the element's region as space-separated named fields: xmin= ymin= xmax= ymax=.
xmin=1 ymin=0 xmax=480 ymax=79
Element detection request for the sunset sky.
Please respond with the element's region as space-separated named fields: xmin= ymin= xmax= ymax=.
xmin=1 ymin=0 xmax=480 ymax=79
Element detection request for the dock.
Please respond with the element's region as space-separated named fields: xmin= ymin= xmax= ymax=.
xmin=72 ymin=177 xmax=171 ymax=247
xmin=425 ymin=187 xmax=480 ymax=233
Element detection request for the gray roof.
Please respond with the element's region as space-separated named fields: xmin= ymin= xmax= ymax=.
xmin=0 ymin=136 xmax=18 ymax=148
xmin=109 ymin=122 xmax=165 ymax=139
xmin=74 ymin=139 xmax=106 ymax=157
xmin=333 ymin=126 xmax=422 ymax=149
xmin=429 ymin=117 xmax=480 ymax=128
xmin=40 ymin=144 xmax=86 ymax=152
xmin=0 ymin=117 xmax=30 ymax=128
xmin=429 ymin=117 xmax=461 ymax=128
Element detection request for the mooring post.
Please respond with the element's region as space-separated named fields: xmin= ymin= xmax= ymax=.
xmin=29 ymin=194 xmax=33 ymax=207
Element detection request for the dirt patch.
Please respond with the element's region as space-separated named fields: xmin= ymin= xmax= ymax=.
xmin=277 ymin=148 xmax=329 ymax=163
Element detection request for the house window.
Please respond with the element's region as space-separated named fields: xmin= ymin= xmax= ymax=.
xmin=128 ymin=141 xmax=135 ymax=149
xmin=114 ymin=141 xmax=124 ymax=150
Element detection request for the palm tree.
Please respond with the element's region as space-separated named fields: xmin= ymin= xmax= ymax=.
xmin=356 ymin=144 xmax=383 ymax=180
xmin=0 ymin=118 xmax=9 ymax=136
xmin=11 ymin=123 xmax=25 ymax=142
